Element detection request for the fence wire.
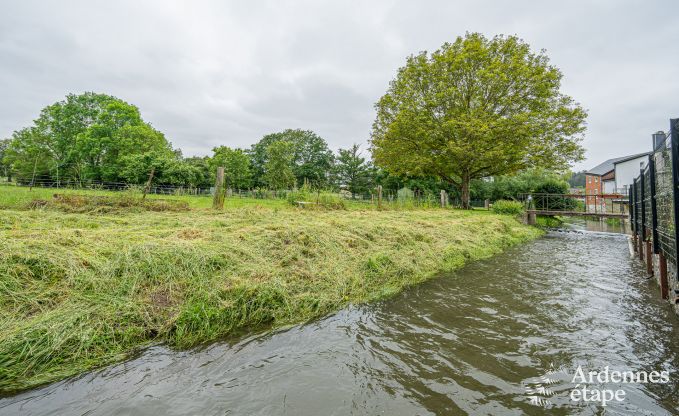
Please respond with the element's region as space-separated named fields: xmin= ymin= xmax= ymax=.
xmin=632 ymin=129 xmax=678 ymax=269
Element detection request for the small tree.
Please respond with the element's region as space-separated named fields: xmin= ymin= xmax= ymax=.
xmin=210 ymin=146 xmax=252 ymax=190
xmin=334 ymin=144 xmax=373 ymax=198
xmin=371 ymin=33 xmax=587 ymax=209
xmin=263 ymin=141 xmax=296 ymax=190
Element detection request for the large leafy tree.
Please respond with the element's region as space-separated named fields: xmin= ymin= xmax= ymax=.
xmin=334 ymin=144 xmax=374 ymax=198
xmin=209 ymin=146 xmax=253 ymax=190
xmin=371 ymin=33 xmax=587 ymax=208
xmin=263 ymin=141 xmax=296 ymax=190
xmin=250 ymin=129 xmax=333 ymax=187
xmin=4 ymin=92 xmax=173 ymax=183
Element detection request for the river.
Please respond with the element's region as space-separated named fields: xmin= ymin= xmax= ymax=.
xmin=2 ymin=226 xmax=679 ymax=415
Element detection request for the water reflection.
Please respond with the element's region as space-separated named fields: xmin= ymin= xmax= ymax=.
xmin=559 ymin=216 xmax=631 ymax=234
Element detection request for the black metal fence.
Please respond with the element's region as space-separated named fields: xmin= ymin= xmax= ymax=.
xmin=630 ymin=119 xmax=679 ymax=273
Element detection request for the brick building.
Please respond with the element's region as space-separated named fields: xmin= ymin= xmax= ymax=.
xmin=585 ymin=153 xmax=650 ymax=196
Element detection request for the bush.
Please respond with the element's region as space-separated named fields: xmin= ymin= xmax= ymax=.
xmin=492 ymin=199 xmax=524 ymax=215
xmin=287 ymin=185 xmax=345 ymax=210
xmin=532 ymin=179 xmax=576 ymax=210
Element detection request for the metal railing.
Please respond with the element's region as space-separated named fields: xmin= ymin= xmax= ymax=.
xmin=519 ymin=193 xmax=628 ymax=215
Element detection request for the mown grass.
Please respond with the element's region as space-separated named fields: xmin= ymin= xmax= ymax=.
xmin=0 ymin=184 xmax=287 ymax=210
xmin=0 ymin=186 xmax=542 ymax=393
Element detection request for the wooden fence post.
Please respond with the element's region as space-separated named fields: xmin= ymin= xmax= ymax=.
xmin=213 ymin=167 xmax=225 ymax=210
xmin=659 ymin=252 xmax=669 ymax=299
xmin=29 ymin=156 xmax=38 ymax=191
xmin=377 ymin=185 xmax=383 ymax=209
xmin=142 ymin=167 xmax=155 ymax=200
xmin=440 ymin=190 xmax=446 ymax=208
xmin=646 ymin=240 xmax=653 ymax=275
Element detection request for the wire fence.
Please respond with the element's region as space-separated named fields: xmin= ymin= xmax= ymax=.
xmin=630 ymin=119 xmax=679 ymax=274
xmin=1 ymin=178 xmax=491 ymax=209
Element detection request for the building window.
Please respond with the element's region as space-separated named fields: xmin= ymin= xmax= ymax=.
xmin=588 ymin=177 xmax=591 ymax=184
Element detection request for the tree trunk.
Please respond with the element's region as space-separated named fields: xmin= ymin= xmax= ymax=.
xmin=461 ymin=174 xmax=471 ymax=209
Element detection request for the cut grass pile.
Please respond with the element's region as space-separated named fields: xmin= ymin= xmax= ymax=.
xmin=0 ymin=189 xmax=542 ymax=393
xmin=28 ymin=193 xmax=190 ymax=213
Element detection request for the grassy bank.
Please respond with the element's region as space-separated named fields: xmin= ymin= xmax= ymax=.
xmin=0 ymin=189 xmax=541 ymax=393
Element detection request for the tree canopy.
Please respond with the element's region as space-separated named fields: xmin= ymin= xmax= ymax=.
xmin=263 ymin=140 xmax=296 ymax=190
xmin=209 ymin=146 xmax=252 ymax=190
xmin=4 ymin=92 xmax=173 ymax=184
xmin=250 ymin=129 xmax=333 ymax=187
xmin=370 ymin=33 xmax=587 ymax=208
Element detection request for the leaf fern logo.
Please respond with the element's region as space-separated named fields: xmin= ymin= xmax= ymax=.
xmin=525 ymin=363 xmax=569 ymax=408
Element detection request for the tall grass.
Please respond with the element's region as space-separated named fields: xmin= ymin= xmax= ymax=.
xmin=0 ymin=188 xmax=542 ymax=392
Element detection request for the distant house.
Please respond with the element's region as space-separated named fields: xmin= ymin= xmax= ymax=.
xmin=585 ymin=153 xmax=650 ymax=196
xmin=613 ymin=153 xmax=652 ymax=194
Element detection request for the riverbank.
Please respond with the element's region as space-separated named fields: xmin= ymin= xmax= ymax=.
xmin=0 ymin=200 xmax=541 ymax=393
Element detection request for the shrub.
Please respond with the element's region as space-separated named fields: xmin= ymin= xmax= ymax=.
xmin=287 ymin=185 xmax=345 ymax=210
xmin=492 ymin=199 xmax=524 ymax=215
xmin=532 ymin=179 xmax=576 ymax=210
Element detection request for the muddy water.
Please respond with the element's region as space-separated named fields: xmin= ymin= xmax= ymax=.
xmin=3 ymin=230 xmax=679 ymax=415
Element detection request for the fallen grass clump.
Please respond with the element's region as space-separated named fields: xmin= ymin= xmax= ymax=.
xmin=27 ymin=193 xmax=189 ymax=213
xmin=0 ymin=206 xmax=541 ymax=393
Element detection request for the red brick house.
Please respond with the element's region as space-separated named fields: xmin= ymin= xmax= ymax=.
xmin=585 ymin=153 xmax=649 ymax=209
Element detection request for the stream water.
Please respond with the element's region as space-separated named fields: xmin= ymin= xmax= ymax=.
xmin=3 ymin=226 xmax=679 ymax=415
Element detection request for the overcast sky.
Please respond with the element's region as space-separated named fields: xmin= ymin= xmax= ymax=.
xmin=1 ymin=1 xmax=677 ymax=170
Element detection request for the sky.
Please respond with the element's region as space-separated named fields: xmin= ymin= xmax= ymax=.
xmin=1 ymin=0 xmax=677 ymax=170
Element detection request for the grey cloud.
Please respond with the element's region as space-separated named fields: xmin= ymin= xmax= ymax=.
xmin=1 ymin=0 xmax=678 ymax=171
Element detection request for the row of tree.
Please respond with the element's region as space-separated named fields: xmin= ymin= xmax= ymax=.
xmin=1 ymin=34 xmax=587 ymax=207
xmin=0 ymin=92 xmax=379 ymax=196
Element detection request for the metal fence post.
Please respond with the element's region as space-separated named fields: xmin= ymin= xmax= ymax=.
xmin=640 ymin=168 xmax=646 ymax=241
xmin=630 ymin=182 xmax=635 ymax=235
xmin=669 ymin=118 xmax=679 ymax=279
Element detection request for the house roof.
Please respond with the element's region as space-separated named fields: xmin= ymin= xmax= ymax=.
xmin=612 ymin=152 xmax=651 ymax=165
xmin=586 ymin=153 xmax=650 ymax=176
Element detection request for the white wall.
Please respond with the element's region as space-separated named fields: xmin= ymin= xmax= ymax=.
xmin=603 ymin=180 xmax=616 ymax=193
xmin=615 ymin=155 xmax=649 ymax=193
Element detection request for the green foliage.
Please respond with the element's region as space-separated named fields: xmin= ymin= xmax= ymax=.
xmin=3 ymin=92 xmax=174 ymax=183
xmin=534 ymin=178 xmax=569 ymax=194
xmin=532 ymin=178 xmax=577 ymax=210
xmin=209 ymin=146 xmax=252 ymax=189
xmin=118 ymin=151 xmax=206 ymax=187
xmin=397 ymin=187 xmax=414 ymax=202
xmin=263 ymin=141 xmax=296 ymax=190
xmin=492 ymin=200 xmax=525 ymax=215
xmin=333 ymin=144 xmax=373 ymax=197
xmin=535 ymin=216 xmax=563 ymax=228
xmin=286 ymin=183 xmax=346 ymax=210
xmin=471 ymin=169 xmax=567 ymax=201
xmin=567 ymin=170 xmax=587 ymax=188
xmin=250 ymin=129 xmax=333 ymax=187
xmin=371 ymin=33 xmax=587 ymax=209
xmin=0 ymin=138 xmax=10 ymax=180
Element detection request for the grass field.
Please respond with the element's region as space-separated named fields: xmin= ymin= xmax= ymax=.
xmin=0 ymin=185 xmax=542 ymax=393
